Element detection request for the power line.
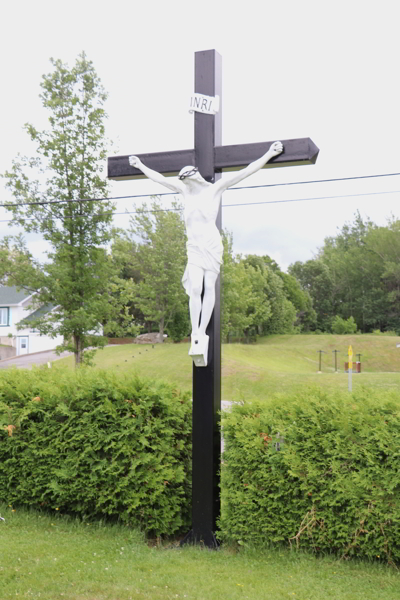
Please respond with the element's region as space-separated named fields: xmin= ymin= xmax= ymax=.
xmin=1 ymin=188 xmax=399 ymax=224
xmin=223 ymin=189 xmax=400 ymax=209
xmin=229 ymin=171 xmax=400 ymax=192
xmin=1 ymin=171 xmax=400 ymax=208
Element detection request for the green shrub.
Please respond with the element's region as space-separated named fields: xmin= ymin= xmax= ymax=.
xmin=331 ymin=315 xmax=358 ymax=334
xmin=0 ymin=367 xmax=191 ymax=536
xmin=220 ymin=388 xmax=400 ymax=562
xmin=372 ymin=329 xmax=397 ymax=336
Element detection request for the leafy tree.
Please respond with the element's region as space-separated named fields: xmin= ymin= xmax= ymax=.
xmin=0 ymin=235 xmax=38 ymax=287
xmin=222 ymin=248 xmax=297 ymax=341
xmin=167 ymin=306 xmax=191 ymax=343
xmin=261 ymin=269 xmax=297 ymax=335
xmin=221 ymin=233 xmax=257 ymax=341
xmin=279 ymin=272 xmax=317 ymax=331
xmin=288 ymin=213 xmax=396 ymax=333
xmin=2 ymin=53 xmax=117 ymax=366
xmin=108 ymin=234 xmax=146 ymax=335
xmin=331 ymin=315 xmax=358 ymax=334
xmin=319 ymin=213 xmax=384 ymax=332
xmin=365 ymin=218 xmax=400 ymax=332
xmin=124 ymin=199 xmax=189 ymax=341
xmin=244 ymin=254 xmax=316 ymax=332
xmin=289 ymin=259 xmax=336 ymax=331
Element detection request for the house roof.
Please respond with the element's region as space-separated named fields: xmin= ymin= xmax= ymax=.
xmin=0 ymin=285 xmax=31 ymax=305
xmin=21 ymin=303 xmax=55 ymax=323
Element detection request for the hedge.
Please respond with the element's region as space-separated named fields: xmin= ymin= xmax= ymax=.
xmin=220 ymin=387 xmax=400 ymax=563
xmin=0 ymin=367 xmax=192 ymax=536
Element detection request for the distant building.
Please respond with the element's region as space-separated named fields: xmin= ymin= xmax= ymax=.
xmin=0 ymin=286 xmax=62 ymax=358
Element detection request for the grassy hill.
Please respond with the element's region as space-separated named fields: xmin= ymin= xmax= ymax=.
xmin=57 ymin=334 xmax=400 ymax=402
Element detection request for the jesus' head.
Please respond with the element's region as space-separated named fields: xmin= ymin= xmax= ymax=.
xmin=178 ymin=166 xmax=209 ymax=187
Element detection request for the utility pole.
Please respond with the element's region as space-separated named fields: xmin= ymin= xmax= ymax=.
xmin=332 ymin=349 xmax=340 ymax=373
xmin=317 ymin=350 xmax=326 ymax=373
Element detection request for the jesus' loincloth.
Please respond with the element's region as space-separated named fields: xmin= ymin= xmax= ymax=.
xmin=182 ymin=239 xmax=223 ymax=295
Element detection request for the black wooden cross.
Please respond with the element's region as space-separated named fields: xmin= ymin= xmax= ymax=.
xmin=108 ymin=49 xmax=319 ymax=548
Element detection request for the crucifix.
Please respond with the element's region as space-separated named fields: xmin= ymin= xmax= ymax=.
xmin=108 ymin=49 xmax=319 ymax=547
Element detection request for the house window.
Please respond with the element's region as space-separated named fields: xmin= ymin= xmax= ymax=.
xmin=0 ymin=308 xmax=9 ymax=326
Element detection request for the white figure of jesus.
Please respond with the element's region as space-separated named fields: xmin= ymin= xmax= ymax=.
xmin=129 ymin=141 xmax=283 ymax=364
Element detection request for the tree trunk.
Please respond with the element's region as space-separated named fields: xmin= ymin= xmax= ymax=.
xmin=74 ymin=334 xmax=83 ymax=367
xmin=159 ymin=317 xmax=164 ymax=343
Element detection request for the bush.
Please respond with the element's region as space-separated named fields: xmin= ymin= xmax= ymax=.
xmin=220 ymin=388 xmax=400 ymax=562
xmin=331 ymin=315 xmax=358 ymax=334
xmin=372 ymin=329 xmax=397 ymax=336
xmin=0 ymin=367 xmax=192 ymax=536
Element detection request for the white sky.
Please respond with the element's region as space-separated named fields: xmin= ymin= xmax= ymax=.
xmin=1 ymin=0 xmax=399 ymax=271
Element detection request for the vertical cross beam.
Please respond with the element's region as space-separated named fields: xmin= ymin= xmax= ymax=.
xmin=107 ymin=48 xmax=319 ymax=549
xmin=189 ymin=50 xmax=222 ymax=547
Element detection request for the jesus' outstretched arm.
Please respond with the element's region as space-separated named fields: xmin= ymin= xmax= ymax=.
xmin=214 ymin=141 xmax=283 ymax=193
xmin=129 ymin=156 xmax=184 ymax=194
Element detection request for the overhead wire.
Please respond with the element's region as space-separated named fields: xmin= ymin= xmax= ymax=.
xmin=0 ymin=188 xmax=399 ymax=224
xmin=0 ymin=171 xmax=400 ymax=208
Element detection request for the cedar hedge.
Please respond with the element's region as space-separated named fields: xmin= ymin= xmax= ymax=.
xmin=220 ymin=387 xmax=400 ymax=563
xmin=3 ymin=366 xmax=400 ymax=560
xmin=0 ymin=367 xmax=192 ymax=536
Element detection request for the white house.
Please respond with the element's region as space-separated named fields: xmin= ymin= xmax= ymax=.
xmin=0 ymin=286 xmax=63 ymax=357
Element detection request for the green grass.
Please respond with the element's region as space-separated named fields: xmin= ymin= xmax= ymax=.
xmin=4 ymin=337 xmax=400 ymax=596
xmin=57 ymin=334 xmax=400 ymax=401
xmin=1 ymin=505 xmax=400 ymax=600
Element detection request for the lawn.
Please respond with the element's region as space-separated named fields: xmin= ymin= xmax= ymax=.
xmin=3 ymin=335 xmax=400 ymax=597
xmin=56 ymin=334 xmax=400 ymax=401
xmin=1 ymin=505 xmax=400 ymax=600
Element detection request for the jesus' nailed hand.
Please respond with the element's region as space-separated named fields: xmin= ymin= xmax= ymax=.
xmin=128 ymin=141 xmax=283 ymax=366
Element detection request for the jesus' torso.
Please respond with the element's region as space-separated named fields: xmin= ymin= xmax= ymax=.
xmin=182 ymin=186 xmax=222 ymax=250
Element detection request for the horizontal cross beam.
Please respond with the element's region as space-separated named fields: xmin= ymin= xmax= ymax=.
xmin=107 ymin=138 xmax=319 ymax=181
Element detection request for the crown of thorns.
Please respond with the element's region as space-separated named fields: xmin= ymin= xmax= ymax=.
xmin=179 ymin=167 xmax=199 ymax=180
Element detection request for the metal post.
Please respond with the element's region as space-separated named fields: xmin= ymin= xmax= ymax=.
xmin=332 ymin=349 xmax=340 ymax=373
xmin=317 ymin=350 xmax=325 ymax=373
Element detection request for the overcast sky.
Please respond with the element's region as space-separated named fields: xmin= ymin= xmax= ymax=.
xmin=1 ymin=0 xmax=399 ymax=271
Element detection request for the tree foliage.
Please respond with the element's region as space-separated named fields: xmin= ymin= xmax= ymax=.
xmin=331 ymin=315 xmax=358 ymax=335
xmin=289 ymin=212 xmax=400 ymax=333
xmin=112 ymin=199 xmax=189 ymax=342
xmin=222 ymin=243 xmax=302 ymax=341
xmin=0 ymin=236 xmax=38 ymax=288
xmin=2 ymin=54 xmax=118 ymax=365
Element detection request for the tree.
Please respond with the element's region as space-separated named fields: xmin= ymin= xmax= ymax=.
xmin=242 ymin=255 xmax=298 ymax=335
xmin=331 ymin=315 xmax=358 ymax=334
xmin=289 ymin=259 xmax=336 ymax=331
xmin=123 ymin=199 xmax=189 ymax=341
xmin=260 ymin=268 xmax=297 ymax=335
xmin=244 ymin=254 xmax=317 ymax=332
xmin=222 ymin=247 xmax=297 ymax=341
xmin=278 ymin=271 xmax=317 ymax=331
xmin=221 ymin=233 xmax=261 ymax=341
xmin=319 ymin=213 xmax=384 ymax=332
xmin=2 ymin=53 xmax=117 ymax=366
xmin=0 ymin=235 xmax=38 ymax=287
xmin=288 ymin=213 xmax=395 ymax=333
xmin=365 ymin=218 xmax=400 ymax=332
